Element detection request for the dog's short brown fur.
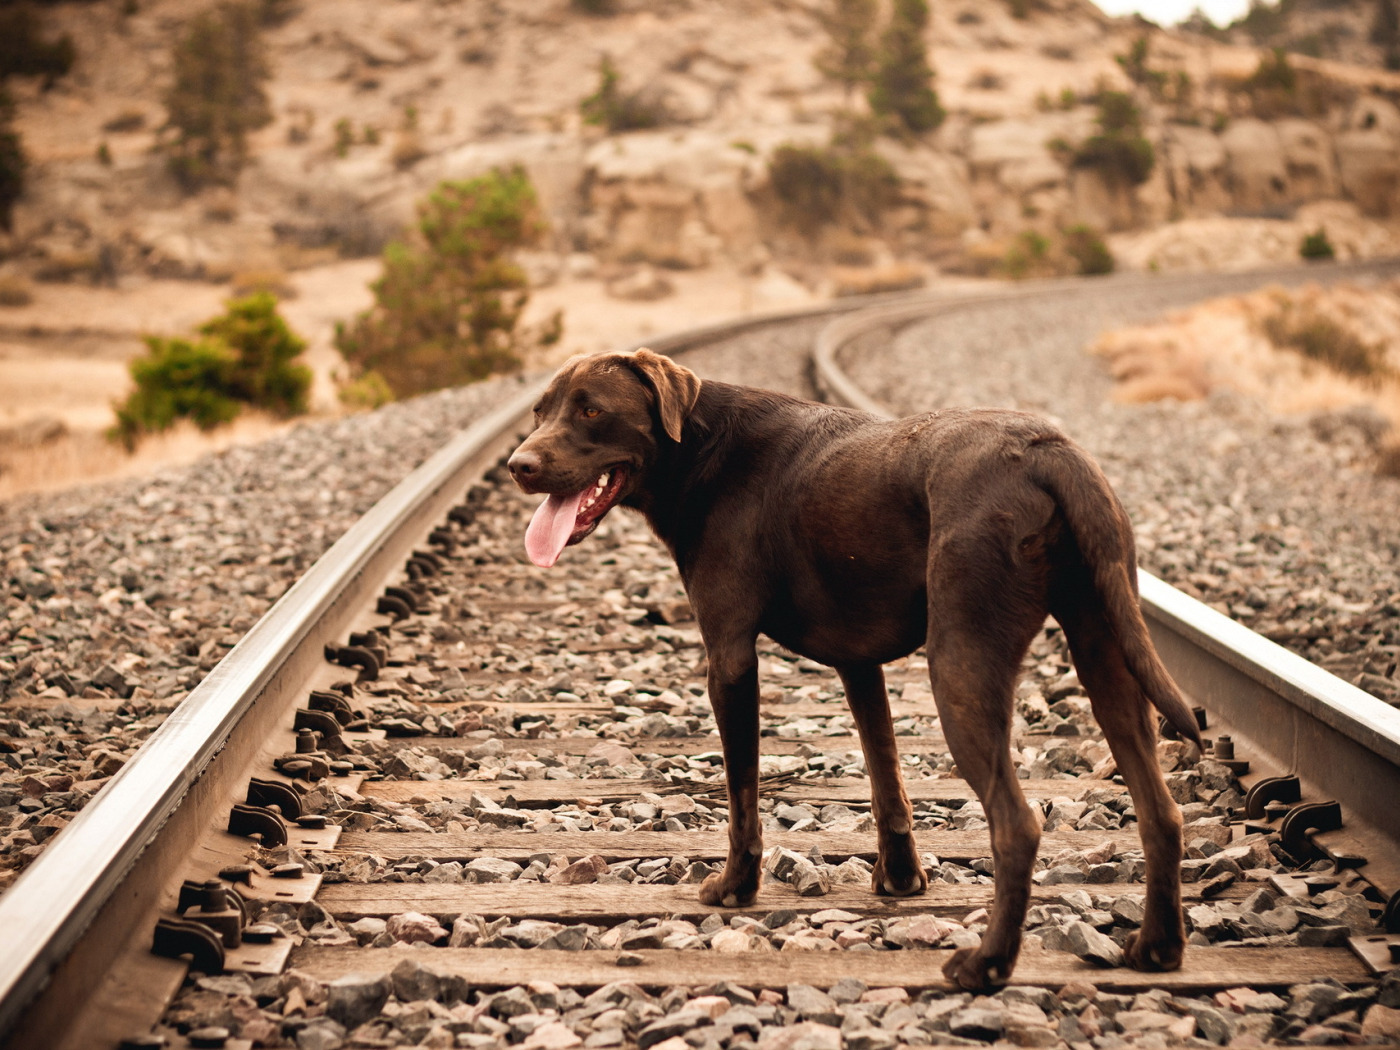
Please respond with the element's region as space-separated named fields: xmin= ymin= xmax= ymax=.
xmin=509 ymin=348 xmax=1202 ymax=989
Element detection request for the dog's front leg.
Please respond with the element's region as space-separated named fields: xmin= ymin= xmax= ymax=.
xmin=698 ymin=643 xmax=763 ymax=908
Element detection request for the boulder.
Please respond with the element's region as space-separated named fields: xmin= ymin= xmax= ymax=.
xmin=1336 ymin=105 xmax=1400 ymax=218
xmin=1276 ymin=118 xmax=1337 ymax=199
xmin=1219 ymin=118 xmax=1289 ymax=213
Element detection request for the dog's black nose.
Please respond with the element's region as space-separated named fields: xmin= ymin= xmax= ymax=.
xmin=508 ymin=449 xmax=542 ymax=483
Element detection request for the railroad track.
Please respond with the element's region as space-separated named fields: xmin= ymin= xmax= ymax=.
xmin=3 ymin=265 xmax=1400 ymax=1050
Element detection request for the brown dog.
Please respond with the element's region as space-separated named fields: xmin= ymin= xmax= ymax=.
xmin=509 ymin=347 xmax=1202 ymax=989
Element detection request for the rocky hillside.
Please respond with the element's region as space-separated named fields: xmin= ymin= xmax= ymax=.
xmin=1203 ymin=0 xmax=1400 ymax=70
xmin=5 ymin=0 xmax=1400 ymax=296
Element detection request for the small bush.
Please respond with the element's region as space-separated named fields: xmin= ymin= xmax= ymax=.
xmin=111 ymin=337 xmax=242 ymax=448
xmin=1236 ymin=48 xmax=1341 ymax=118
xmin=335 ymin=167 xmax=549 ymax=399
xmin=1300 ymin=228 xmax=1335 ymax=261
xmin=111 ymin=292 xmax=310 ymax=449
xmin=868 ymin=0 xmax=945 ymax=134
xmin=816 ymin=0 xmax=878 ymax=99
xmin=572 ymin=0 xmax=617 ymax=13
xmin=163 ymin=2 xmax=272 ymax=188
xmin=200 ymin=291 xmax=311 ymax=416
xmin=333 ymin=117 xmax=354 ymax=157
xmin=1064 ymin=225 xmax=1115 ymax=275
xmin=580 ymin=57 xmax=668 ymax=133
xmin=1072 ymin=91 xmax=1155 ymax=187
xmin=768 ymin=140 xmax=898 ymax=232
xmin=1001 ymin=230 xmax=1052 ymax=280
xmin=338 ymin=370 xmax=394 ymax=411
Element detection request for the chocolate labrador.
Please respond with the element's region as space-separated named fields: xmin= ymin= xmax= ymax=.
xmin=508 ymin=347 xmax=1202 ymax=989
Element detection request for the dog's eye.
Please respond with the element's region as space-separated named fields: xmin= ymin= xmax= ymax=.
xmin=581 ymin=406 xmax=601 ymax=419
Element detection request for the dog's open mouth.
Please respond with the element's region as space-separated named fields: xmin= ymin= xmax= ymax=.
xmin=524 ymin=467 xmax=628 ymax=567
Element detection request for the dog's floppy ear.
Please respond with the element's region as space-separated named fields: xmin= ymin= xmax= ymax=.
xmin=626 ymin=348 xmax=700 ymax=442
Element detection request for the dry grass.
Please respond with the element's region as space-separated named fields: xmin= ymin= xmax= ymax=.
xmin=0 ymin=415 xmax=290 ymax=500
xmin=830 ymin=262 xmax=926 ymax=297
xmin=1091 ymin=280 xmax=1400 ymax=470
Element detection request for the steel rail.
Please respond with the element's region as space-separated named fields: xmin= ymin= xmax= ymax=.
xmin=0 ymin=299 xmax=875 ymax=1048
xmin=5 ymin=261 xmax=1399 ymax=1044
xmin=813 ymin=275 xmax=1400 ymax=886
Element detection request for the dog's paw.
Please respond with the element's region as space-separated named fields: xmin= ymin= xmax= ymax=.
xmin=698 ymin=870 xmax=760 ymax=908
xmin=1122 ymin=929 xmax=1185 ymax=972
xmin=871 ymin=832 xmax=928 ymax=897
xmin=871 ymin=859 xmax=928 ymax=897
xmin=942 ymin=946 xmax=1012 ymax=992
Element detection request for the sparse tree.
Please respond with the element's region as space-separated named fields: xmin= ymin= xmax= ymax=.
xmin=0 ymin=89 xmax=23 ymax=233
xmin=335 ymin=168 xmax=555 ymax=399
xmin=0 ymin=6 xmax=75 ymax=230
xmin=868 ymin=0 xmax=945 ymax=135
xmin=816 ymin=0 xmax=878 ymax=100
xmin=1072 ymin=91 xmax=1155 ymax=187
xmin=163 ymin=2 xmax=272 ymax=188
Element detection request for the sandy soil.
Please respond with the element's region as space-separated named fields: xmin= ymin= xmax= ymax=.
xmin=0 ymin=259 xmax=823 ymax=501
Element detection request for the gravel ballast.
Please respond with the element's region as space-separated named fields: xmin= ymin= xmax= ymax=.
xmin=2 ymin=269 xmax=1399 ymax=1047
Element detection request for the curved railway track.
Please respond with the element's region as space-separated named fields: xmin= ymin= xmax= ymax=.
xmin=3 ymin=264 xmax=1400 ymax=1050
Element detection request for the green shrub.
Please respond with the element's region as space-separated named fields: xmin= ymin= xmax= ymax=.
xmin=1299 ymin=228 xmax=1335 ymax=260
xmin=768 ymin=140 xmax=898 ymax=232
xmin=111 ymin=337 xmax=242 ymax=449
xmin=1072 ymin=91 xmax=1155 ymax=186
xmin=580 ymin=57 xmax=668 ymax=133
xmin=571 ymin=0 xmax=617 ymax=13
xmin=1064 ymin=225 xmax=1115 ymax=275
xmin=868 ymin=0 xmax=944 ymax=134
xmin=816 ymin=0 xmax=878 ymax=99
xmin=338 ymin=370 xmax=394 ymax=411
xmin=163 ymin=2 xmax=272 ymax=188
xmin=199 ymin=291 xmax=311 ymax=416
xmin=1238 ymin=48 xmax=1337 ymax=117
xmin=1001 ymin=230 xmax=1051 ymax=279
xmin=335 ymin=167 xmax=548 ymax=399
xmin=111 ymin=292 xmax=310 ymax=448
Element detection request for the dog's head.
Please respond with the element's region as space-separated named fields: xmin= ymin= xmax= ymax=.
xmin=508 ymin=347 xmax=700 ymax=567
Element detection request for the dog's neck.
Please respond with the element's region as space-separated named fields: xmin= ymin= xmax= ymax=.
xmin=628 ymin=379 xmax=831 ymax=564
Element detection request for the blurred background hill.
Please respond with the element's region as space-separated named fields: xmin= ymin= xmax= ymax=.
xmin=1 ymin=0 xmax=1399 ymax=493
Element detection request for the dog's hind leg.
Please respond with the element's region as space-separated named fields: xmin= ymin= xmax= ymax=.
xmin=697 ymin=639 xmax=765 ymax=908
xmin=927 ymin=553 xmax=1046 ymax=990
xmin=1056 ymin=602 xmax=1187 ymax=972
xmin=838 ymin=663 xmax=928 ymax=897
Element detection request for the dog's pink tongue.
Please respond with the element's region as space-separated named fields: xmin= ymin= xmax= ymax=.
xmin=525 ymin=490 xmax=586 ymax=568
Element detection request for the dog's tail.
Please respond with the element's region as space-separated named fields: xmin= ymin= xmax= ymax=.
xmin=1030 ymin=438 xmax=1204 ymax=750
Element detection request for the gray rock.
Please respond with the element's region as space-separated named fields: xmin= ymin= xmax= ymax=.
xmin=787 ymin=984 xmax=840 ymax=1024
xmin=1065 ymin=922 xmax=1124 ymax=967
xmin=638 ymin=1010 xmax=713 ymax=1049
xmin=390 ymin=958 xmax=442 ymax=1003
xmin=948 ymin=1004 xmax=1007 ymax=1040
xmin=325 ymin=972 xmax=390 ymax=1028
